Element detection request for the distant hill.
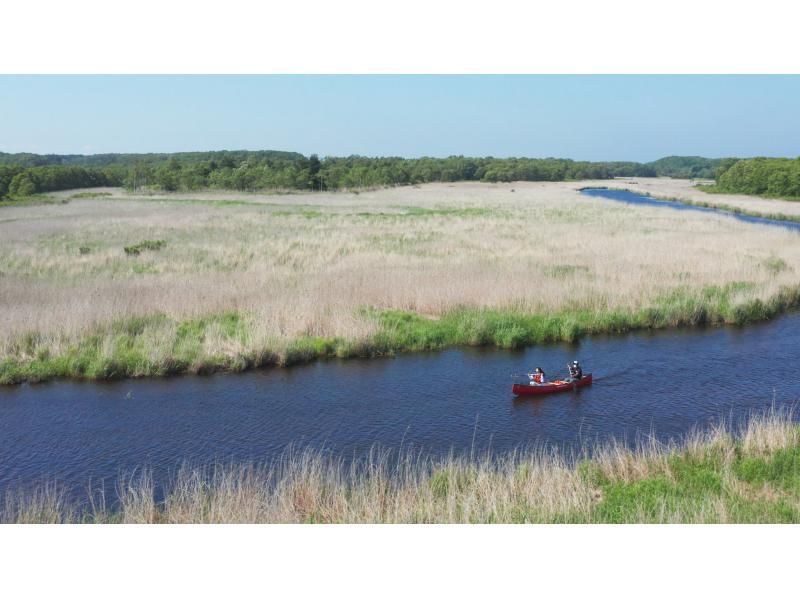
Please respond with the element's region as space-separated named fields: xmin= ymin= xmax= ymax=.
xmin=647 ymin=156 xmax=725 ymax=179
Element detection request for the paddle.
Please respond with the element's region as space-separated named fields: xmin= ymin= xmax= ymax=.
xmin=511 ymin=373 xmax=536 ymax=385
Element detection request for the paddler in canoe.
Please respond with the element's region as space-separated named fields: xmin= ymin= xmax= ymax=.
xmin=528 ymin=367 xmax=546 ymax=385
xmin=566 ymin=360 xmax=583 ymax=381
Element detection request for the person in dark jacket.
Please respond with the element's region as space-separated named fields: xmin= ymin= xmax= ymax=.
xmin=567 ymin=360 xmax=582 ymax=381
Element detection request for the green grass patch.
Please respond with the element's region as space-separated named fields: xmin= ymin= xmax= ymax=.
xmin=69 ymin=191 xmax=113 ymax=199
xmin=763 ymin=256 xmax=789 ymax=275
xmin=124 ymin=239 xmax=166 ymax=256
xmin=578 ymin=443 xmax=800 ymax=523
xmin=733 ymin=445 xmax=800 ymax=492
xmin=130 ymin=263 xmax=158 ymax=275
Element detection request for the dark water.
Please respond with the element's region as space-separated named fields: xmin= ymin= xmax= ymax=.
xmin=580 ymin=187 xmax=800 ymax=233
xmin=3 ymin=187 xmax=800 ymax=502
xmin=2 ymin=314 xmax=800 ymax=500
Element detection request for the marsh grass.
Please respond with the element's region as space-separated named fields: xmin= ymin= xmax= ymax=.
xmin=4 ymin=181 xmax=800 ymax=383
xmin=4 ymin=409 xmax=799 ymax=524
xmin=3 ymin=281 xmax=798 ymax=383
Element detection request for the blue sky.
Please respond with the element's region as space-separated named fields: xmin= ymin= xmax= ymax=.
xmin=1 ymin=75 xmax=798 ymax=161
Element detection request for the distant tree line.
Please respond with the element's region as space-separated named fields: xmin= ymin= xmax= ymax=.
xmin=3 ymin=150 xmax=793 ymax=199
xmin=121 ymin=155 xmax=659 ymax=193
xmin=713 ymin=157 xmax=800 ymax=198
xmin=0 ymin=151 xmax=658 ymax=198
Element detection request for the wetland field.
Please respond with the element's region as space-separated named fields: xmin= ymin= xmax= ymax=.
xmin=3 ymin=178 xmax=800 ymax=383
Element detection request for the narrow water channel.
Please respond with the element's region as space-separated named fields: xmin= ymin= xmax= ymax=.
xmin=580 ymin=187 xmax=800 ymax=232
xmin=2 ymin=313 xmax=798 ymax=500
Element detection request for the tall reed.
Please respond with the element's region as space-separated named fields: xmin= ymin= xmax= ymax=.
xmin=4 ymin=409 xmax=799 ymax=524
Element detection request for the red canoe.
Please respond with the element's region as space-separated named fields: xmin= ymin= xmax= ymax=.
xmin=512 ymin=373 xmax=593 ymax=396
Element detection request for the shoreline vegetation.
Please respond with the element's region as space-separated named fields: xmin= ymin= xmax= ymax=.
xmin=4 ymin=409 xmax=800 ymax=523
xmin=3 ymin=284 xmax=800 ymax=384
xmin=4 ymin=180 xmax=800 ymax=385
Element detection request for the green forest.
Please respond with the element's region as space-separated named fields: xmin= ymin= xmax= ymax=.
xmin=712 ymin=157 xmax=800 ymax=198
xmin=1 ymin=150 xmax=792 ymax=200
xmin=0 ymin=151 xmax=655 ymax=198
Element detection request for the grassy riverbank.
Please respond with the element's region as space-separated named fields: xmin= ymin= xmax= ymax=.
xmin=4 ymin=181 xmax=800 ymax=384
xmin=3 ymin=282 xmax=800 ymax=384
xmin=5 ymin=410 xmax=799 ymax=523
xmin=694 ymin=186 xmax=800 ymax=222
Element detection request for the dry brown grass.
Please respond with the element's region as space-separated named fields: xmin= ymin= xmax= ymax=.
xmin=2 ymin=180 xmax=800 ymax=371
xmin=4 ymin=410 xmax=798 ymax=524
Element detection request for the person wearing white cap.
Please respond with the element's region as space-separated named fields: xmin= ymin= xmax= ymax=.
xmin=567 ymin=360 xmax=582 ymax=381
